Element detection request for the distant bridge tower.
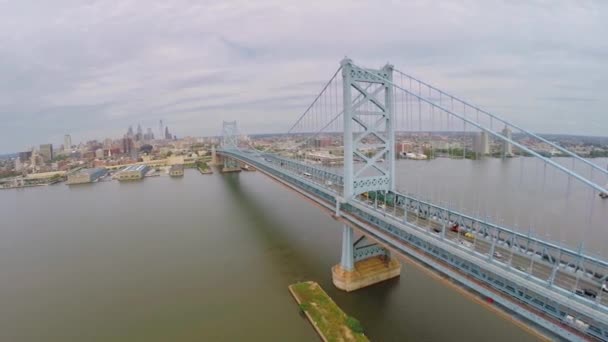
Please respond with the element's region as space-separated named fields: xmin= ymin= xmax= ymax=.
xmin=222 ymin=121 xmax=239 ymax=150
xmin=341 ymin=58 xmax=395 ymax=200
xmin=334 ymin=59 xmax=400 ymax=292
xmin=221 ymin=121 xmax=241 ymax=173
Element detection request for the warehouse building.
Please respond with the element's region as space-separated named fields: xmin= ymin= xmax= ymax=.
xmin=169 ymin=164 xmax=184 ymax=177
xmin=115 ymin=165 xmax=149 ymax=181
xmin=67 ymin=168 xmax=108 ymax=185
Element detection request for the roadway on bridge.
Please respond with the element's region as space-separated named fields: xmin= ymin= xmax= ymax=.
xmin=272 ymin=156 xmax=607 ymax=308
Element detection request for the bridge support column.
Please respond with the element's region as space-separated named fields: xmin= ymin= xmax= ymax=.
xmin=210 ymin=145 xmax=220 ymax=166
xmin=332 ymin=225 xmax=401 ymax=292
xmin=221 ymin=156 xmax=242 ymax=173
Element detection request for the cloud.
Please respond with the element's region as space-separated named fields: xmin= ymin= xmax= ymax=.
xmin=0 ymin=0 xmax=607 ymax=152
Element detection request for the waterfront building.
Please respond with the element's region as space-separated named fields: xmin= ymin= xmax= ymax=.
xmin=39 ymin=144 xmax=53 ymax=162
xmin=472 ymin=132 xmax=489 ymax=156
xmin=115 ymin=165 xmax=149 ymax=181
xmin=169 ymin=164 xmax=184 ymax=177
xmin=67 ymin=168 xmax=107 ymax=185
xmin=501 ymin=126 xmax=513 ymax=156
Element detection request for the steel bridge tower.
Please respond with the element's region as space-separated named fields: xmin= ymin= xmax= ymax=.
xmin=333 ymin=58 xmax=400 ymax=291
xmin=221 ymin=121 xmax=241 ymax=172
xmin=341 ymin=57 xmax=395 ymax=199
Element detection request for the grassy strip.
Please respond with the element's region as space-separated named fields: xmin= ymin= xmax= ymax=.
xmin=289 ymin=281 xmax=368 ymax=342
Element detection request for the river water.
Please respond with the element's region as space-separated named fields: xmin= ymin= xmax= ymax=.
xmin=2 ymin=158 xmax=605 ymax=341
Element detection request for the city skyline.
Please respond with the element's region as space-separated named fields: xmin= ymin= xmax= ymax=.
xmin=1 ymin=1 xmax=607 ymax=154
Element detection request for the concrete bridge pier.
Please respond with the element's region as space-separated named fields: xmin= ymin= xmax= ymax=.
xmin=332 ymin=224 xmax=401 ymax=292
xmin=221 ymin=156 xmax=242 ymax=173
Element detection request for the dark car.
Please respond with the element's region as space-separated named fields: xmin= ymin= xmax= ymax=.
xmin=576 ymin=288 xmax=597 ymax=299
xmin=583 ymin=288 xmax=598 ymax=298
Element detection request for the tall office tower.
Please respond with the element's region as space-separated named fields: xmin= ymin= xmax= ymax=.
xmin=136 ymin=124 xmax=143 ymax=141
xmin=165 ymin=126 xmax=171 ymax=140
xmin=159 ymin=120 xmax=164 ymax=139
xmin=30 ymin=149 xmax=38 ymax=167
xmin=501 ymin=126 xmax=513 ymax=156
xmin=127 ymin=125 xmax=134 ymax=137
xmin=472 ymin=132 xmax=489 ymax=156
xmin=64 ymin=134 xmax=72 ymax=151
xmin=39 ymin=144 xmax=54 ymax=162
xmin=145 ymin=127 xmax=154 ymax=141
xmin=122 ymin=136 xmax=134 ymax=155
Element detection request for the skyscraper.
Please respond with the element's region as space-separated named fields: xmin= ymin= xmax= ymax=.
xmin=64 ymin=134 xmax=72 ymax=151
xmin=159 ymin=119 xmax=164 ymax=140
xmin=165 ymin=126 xmax=171 ymax=140
xmin=136 ymin=124 xmax=143 ymax=141
xmin=39 ymin=144 xmax=54 ymax=162
xmin=472 ymin=132 xmax=489 ymax=156
xmin=145 ymin=127 xmax=154 ymax=141
xmin=122 ymin=136 xmax=134 ymax=156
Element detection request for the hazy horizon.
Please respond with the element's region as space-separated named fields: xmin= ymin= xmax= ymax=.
xmin=1 ymin=1 xmax=607 ymax=153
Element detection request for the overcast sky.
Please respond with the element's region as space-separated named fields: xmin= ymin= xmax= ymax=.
xmin=0 ymin=0 xmax=606 ymax=153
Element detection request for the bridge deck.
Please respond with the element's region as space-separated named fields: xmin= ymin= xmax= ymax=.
xmin=219 ymin=148 xmax=608 ymax=341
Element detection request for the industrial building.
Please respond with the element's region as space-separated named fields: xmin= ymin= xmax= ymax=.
xmin=67 ymin=168 xmax=107 ymax=185
xmin=115 ymin=165 xmax=149 ymax=181
xmin=169 ymin=164 xmax=184 ymax=177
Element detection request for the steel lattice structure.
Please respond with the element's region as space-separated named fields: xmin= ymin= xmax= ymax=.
xmin=217 ymin=59 xmax=608 ymax=341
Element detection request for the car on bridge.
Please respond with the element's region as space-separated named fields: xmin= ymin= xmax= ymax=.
xmin=575 ymin=288 xmax=598 ymax=299
xmin=449 ymin=223 xmax=460 ymax=233
xmin=464 ymin=232 xmax=475 ymax=241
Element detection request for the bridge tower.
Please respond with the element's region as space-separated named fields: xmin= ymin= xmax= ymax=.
xmin=333 ymin=59 xmax=400 ymax=292
xmin=221 ymin=121 xmax=242 ymax=173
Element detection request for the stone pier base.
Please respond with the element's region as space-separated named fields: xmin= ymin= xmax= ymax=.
xmin=221 ymin=167 xmax=242 ymax=173
xmin=332 ymin=256 xmax=401 ymax=292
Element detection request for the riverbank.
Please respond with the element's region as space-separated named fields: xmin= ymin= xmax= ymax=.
xmin=289 ymin=281 xmax=368 ymax=342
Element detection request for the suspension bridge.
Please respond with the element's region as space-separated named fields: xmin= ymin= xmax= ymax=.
xmin=215 ymin=58 xmax=608 ymax=341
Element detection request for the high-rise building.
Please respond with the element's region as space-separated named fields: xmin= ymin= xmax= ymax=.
xmin=39 ymin=144 xmax=54 ymax=162
xmin=144 ymin=127 xmax=154 ymax=141
xmin=159 ymin=120 xmax=164 ymax=140
xmin=122 ymin=137 xmax=134 ymax=155
xmin=14 ymin=158 xmax=22 ymax=171
xmin=127 ymin=126 xmax=134 ymax=137
xmin=472 ymin=132 xmax=489 ymax=156
xmin=501 ymin=126 xmax=513 ymax=156
xmin=30 ymin=149 xmax=38 ymax=167
xmin=136 ymin=124 xmax=143 ymax=141
xmin=64 ymin=134 xmax=72 ymax=151
xmin=165 ymin=126 xmax=171 ymax=140
xmin=19 ymin=151 xmax=32 ymax=163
